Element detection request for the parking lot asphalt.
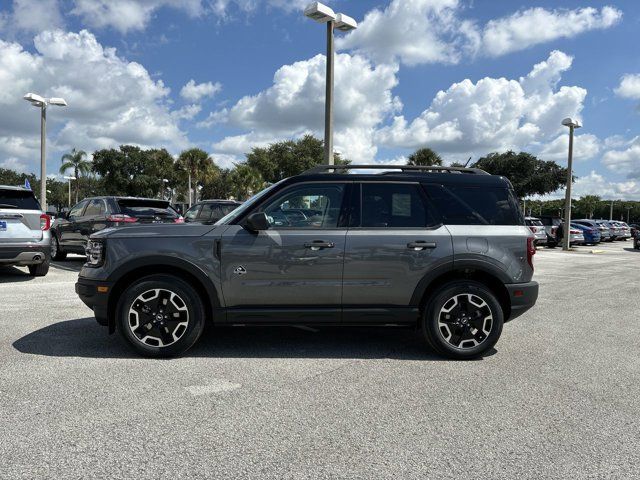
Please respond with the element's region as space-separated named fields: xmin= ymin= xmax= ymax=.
xmin=1 ymin=242 xmax=639 ymax=480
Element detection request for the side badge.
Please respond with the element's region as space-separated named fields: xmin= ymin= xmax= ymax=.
xmin=233 ymin=266 xmax=247 ymax=276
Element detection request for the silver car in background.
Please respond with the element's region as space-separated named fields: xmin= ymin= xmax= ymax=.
xmin=0 ymin=186 xmax=51 ymax=276
xmin=575 ymin=219 xmax=611 ymax=242
xmin=525 ymin=217 xmax=547 ymax=245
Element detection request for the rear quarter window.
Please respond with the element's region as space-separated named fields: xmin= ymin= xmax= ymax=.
xmin=117 ymin=199 xmax=178 ymax=218
xmin=427 ymin=185 xmax=524 ymax=226
xmin=0 ymin=189 xmax=41 ymax=210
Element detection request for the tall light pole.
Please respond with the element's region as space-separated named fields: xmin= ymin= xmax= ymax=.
xmin=304 ymin=2 xmax=357 ymax=165
xmin=23 ymin=93 xmax=67 ymax=210
xmin=63 ymin=175 xmax=76 ymax=207
xmin=561 ymin=117 xmax=581 ymax=251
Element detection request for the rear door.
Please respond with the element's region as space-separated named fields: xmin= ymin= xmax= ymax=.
xmin=0 ymin=188 xmax=42 ymax=244
xmin=78 ymin=199 xmax=108 ymax=241
xmin=342 ymin=182 xmax=453 ymax=309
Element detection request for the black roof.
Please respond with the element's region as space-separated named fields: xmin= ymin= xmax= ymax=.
xmin=196 ymin=199 xmax=242 ymax=204
xmin=82 ymin=196 xmax=170 ymax=202
xmin=291 ymin=164 xmax=513 ymax=188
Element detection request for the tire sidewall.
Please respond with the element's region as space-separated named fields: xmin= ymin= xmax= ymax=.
xmin=117 ymin=275 xmax=205 ymax=357
xmin=423 ymin=281 xmax=504 ymax=359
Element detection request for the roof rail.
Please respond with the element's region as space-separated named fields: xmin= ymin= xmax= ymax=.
xmin=302 ymin=164 xmax=489 ymax=175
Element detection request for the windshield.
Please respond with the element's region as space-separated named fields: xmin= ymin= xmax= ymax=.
xmin=215 ymin=181 xmax=283 ymax=225
xmin=117 ymin=199 xmax=178 ymax=218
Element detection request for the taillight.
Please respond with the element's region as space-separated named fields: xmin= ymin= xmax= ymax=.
xmin=570 ymin=229 xmax=580 ymax=234
xmin=174 ymin=217 xmax=184 ymax=223
xmin=40 ymin=214 xmax=50 ymax=231
xmin=106 ymin=214 xmax=138 ymax=223
xmin=527 ymin=237 xmax=536 ymax=270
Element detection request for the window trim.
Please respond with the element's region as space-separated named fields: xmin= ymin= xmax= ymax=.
xmin=350 ymin=181 xmax=443 ymax=231
xmin=242 ymin=181 xmax=353 ymax=231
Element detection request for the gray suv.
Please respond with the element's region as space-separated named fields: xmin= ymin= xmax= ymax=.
xmin=0 ymin=186 xmax=51 ymax=276
xmin=76 ymin=165 xmax=538 ymax=360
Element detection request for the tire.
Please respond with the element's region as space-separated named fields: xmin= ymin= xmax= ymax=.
xmin=116 ymin=274 xmax=206 ymax=357
xmin=422 ymin=281 xmax=504 ymax=360
xmin=50 ymin=234 xmax=67 ymax=261
xmin=28 ymin=262 xmax=50 ymax=277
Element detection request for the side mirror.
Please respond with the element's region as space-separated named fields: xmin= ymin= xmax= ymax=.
xmin=245 ymin=212 xmax=270 ymax=232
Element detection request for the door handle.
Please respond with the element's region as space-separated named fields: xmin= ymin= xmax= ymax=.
xmin=407 ymin=241 xmax=437 ymax=251
xmin=304 ymin=241 xmax=335 ymax=250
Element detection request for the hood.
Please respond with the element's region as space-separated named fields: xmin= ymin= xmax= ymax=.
xmin=91 ymin=223 xmax=223 ymax=239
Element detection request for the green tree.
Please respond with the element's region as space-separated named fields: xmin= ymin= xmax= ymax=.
xmin=176 ymin=148 xmax=219 ymax=205
xmin=59 ymin=148 xmax=92 ymax=203
xmin=245 ymin=135 xmax=347 ymax=183
xmin=574 ymin=195 xmax=601 ymax=219
xmin=473 ymin=151 xmax=568 ymax=198
xmin=228 ymin=164 xmax=264 ymax=200
xmin=407 ymin=148 xmax=443 ymax=166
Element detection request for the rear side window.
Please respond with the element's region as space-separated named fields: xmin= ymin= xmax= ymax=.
xmin=360 ymin=183 xmax=433 ymax=228
xmin=117 ymin=199 xmax=178 ymax=218
xmin=0 ymin=189 xmax=41 ymax=210
xmin=83 ymin=199 xmax=106 ymax=216
xmin=199 ymin=203 xmax=239 ymax=221
xmin=428 ymin=185 xmax=524 ymax=226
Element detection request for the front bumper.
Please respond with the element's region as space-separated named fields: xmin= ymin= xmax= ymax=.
xmin=0 ymin=243 xmax=51 ymax=266
xmin=76 ymin=277 xmax=112 ymax=330
xmin=505 ymin=281 xmax=539 ymax=321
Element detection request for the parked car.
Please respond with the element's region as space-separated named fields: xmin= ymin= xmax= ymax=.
xmin=0 ymin=185 xmax=51 ymax=276
xmin=595 ymin=220 xmax=616 ymax=241
xmin=76 ymin=164 xmax=539 ymax=360
xmin=184 ymin=200 xmax=242 ymax=224
xmin=51 ymin=197 xmax=183 ymax=260
xmin=575 ymin=219 xmax=611 ymax=242
xmin=571 ymin=222 xmax=600 ymax=245
xmin=525 ymin=217 xmax=547 ymax=245
xmin=538 ymin=215 xmax=562 ymax=247
xmin=629 ymin=223 xmax=639 ymax=237
xmin=614 ymin=221 xmax=632 ymax=240
xmin=634 ymin=230 xmax=640 ymax=250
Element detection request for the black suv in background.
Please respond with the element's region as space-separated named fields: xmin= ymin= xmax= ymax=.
xmin=184 ymin=199 xmax=242 ymax=224
xmin=51 ymin=197 xmax=183 ymax=260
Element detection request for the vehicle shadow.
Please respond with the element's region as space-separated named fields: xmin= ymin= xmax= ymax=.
xmin=0 ymin=266 xmax=34 ymax=283
xmin=623 ymin=248 xmax=640 ymax=253
xmin=51 ymin=258 xmax=85 ymax=272
xmin=12 ymin=317 xmax=496 ymax=361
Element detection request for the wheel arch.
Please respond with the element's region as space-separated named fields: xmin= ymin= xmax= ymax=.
xmin=106 ymin=256 xmax=220 ymax=334
xmin=412 ymin=264 xmax=511 ymax=321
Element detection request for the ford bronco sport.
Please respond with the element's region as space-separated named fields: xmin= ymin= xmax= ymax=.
xmin=76 ymin=165 xmax=538 ymax=359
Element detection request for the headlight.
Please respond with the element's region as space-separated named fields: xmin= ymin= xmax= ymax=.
xmin=85 ymin=240 xmax=105 ymax=267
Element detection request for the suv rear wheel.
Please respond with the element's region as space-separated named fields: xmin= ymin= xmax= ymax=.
xmin=116 ymin=275 xmax=206 ymax=357
xmin=28 ymin=262 xmax=49 ymax=277
xmin=422 ymin=281 xmax=504 ymax=360
xmin=50 ymin=234 xmax=67 ymax=261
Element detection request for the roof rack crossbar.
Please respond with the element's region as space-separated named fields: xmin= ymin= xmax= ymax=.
xmin=302 ymin=164 xmax=488 ymax=175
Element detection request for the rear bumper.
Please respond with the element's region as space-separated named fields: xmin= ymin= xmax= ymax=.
xmin=75 ymin=277 xmax=111 ymax=329
xmin=0 ymin=243 xmax=50 ymax=265
xmin=505 ymin=281 xmax=539 ymax=321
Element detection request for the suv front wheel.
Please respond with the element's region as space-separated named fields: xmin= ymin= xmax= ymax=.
xmin=422 ymin=281 xmax=504 ymax=360
xmin=116 ymin=275 xmax=206 ymax=357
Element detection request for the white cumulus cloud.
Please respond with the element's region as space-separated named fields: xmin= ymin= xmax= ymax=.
xmin=376 ymin=50 xmax=587 ymax=161
xmin=603 ymin=137 xmax=640 ymax=179
xmin=614 ymin=74 xmax=640 ymax=100
xmin=211 ymin=53 xmax=401 ymax=162
xmin=180 ymin=80 xmax=222 ymax=102
xmin=0 ymin=30 xmax=189 ymax=172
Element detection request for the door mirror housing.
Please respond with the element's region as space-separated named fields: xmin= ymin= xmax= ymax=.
xmin=245 ymin=212 xmax=270 ymax=232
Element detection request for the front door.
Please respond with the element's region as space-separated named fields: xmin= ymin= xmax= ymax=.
xmin=220 ymin=182 xmax=350 ymax=322
xmin=58 ymin=200 xmax=88 ymax=250
xmin=342 ymin=182 xmax=453 ymax=307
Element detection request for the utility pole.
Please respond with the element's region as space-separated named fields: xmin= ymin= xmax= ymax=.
xmin=561 ymin=118 xmax=581 ymax=251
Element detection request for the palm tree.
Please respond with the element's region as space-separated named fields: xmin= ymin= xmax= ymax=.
xmin=229 ymin=164 xmax=264 ymax=200
xmin=59 ymin=149 xmax=91 ymax=203
xmin=407 ymin=148 xmax=443 ymax=167
xmin=177 ymin=148 xmax=218 ymax=206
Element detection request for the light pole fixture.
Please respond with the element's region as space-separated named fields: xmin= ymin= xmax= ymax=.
xmin=63 ymin=175 xmax=76 ymax=207
xmin=561 ymin=117 xmax=581 ymax=251
xmin=23 ymin=93 xmax=67 ymax=211
xmin=304 ymin=2 xmax=357 ymax=165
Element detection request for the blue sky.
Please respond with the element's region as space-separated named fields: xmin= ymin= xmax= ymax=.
xmin=1 ymin=0 xmax=640 ymax=198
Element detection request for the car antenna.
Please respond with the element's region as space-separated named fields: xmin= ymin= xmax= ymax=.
xmin=464 ymin=157 xmax=472 ymax=167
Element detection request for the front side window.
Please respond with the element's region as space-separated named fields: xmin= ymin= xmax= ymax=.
xmin=260 ymin=183 xmax=346 ymax=229
xmin=69 ymin=200 xmax=88 ymax=218
xmin=361 ymin=183 xmax=431 ymax=228
xmin=184 ymin=205 xmax=201 ymax=221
